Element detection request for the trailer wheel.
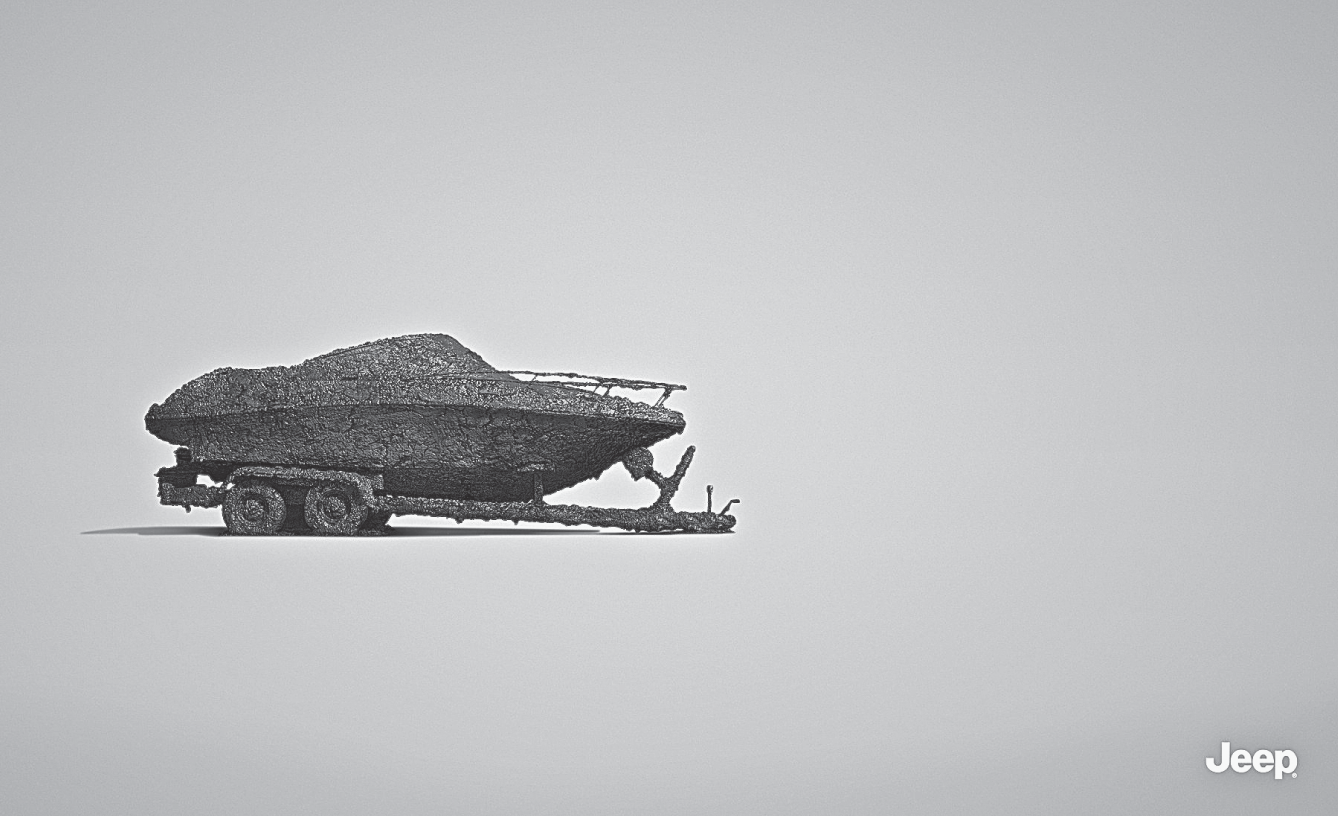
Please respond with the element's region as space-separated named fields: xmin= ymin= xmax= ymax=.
xmin=304 ymin=483 xmax=368 ymax=535
xmin=222 ymin=481 xmax=287 ymax=535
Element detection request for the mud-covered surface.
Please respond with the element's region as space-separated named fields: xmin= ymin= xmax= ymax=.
xmin=156 ymin=481 xmax=224 ymax=509
xmin=146 ymin=335 xmax=739 ymax=534
xmin=149 ymin=406 xmax=676 ymax=501
xmin=144 ymin=334 xmax=685 ymax=501
xmin=377 ymin=445 xmax=736 ymax=534
xmin=156 ymin=444 xmax=739 ymax=535
xmin=377 ymin=496 xmax=736 ymax=534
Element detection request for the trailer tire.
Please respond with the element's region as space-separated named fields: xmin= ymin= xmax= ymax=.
xmin=304 ymin=483 xmax=368 ymax=535
xmin=222 ymin=481 xmax=287 ymax=535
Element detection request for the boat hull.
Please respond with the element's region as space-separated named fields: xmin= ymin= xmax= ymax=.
xmin=147 ymin=403 xmax=683 ymax=501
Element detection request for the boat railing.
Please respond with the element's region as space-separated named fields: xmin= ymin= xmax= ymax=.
xmin=345 ymin=371 xmax=688 ymax=406
xmin=502 ymin=370 xmax=687 ymax=406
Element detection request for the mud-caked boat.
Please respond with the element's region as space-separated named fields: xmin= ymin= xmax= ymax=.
xmin=146 ymin=334 xmax=737 ymax=535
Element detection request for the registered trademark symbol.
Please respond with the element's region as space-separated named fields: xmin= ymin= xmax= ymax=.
xmin=1293 ymin=773 xmax=1297 ymax=778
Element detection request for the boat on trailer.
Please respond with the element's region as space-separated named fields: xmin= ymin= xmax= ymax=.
xmin=146 ymin=334 xmax=737 ymax=534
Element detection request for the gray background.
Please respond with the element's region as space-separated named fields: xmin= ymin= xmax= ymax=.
xmin=2 ymin=1 xmax=1335 ymax=812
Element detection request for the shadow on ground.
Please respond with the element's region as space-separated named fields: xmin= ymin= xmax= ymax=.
xmin=81 ymin=525 xmax=596 ymax=537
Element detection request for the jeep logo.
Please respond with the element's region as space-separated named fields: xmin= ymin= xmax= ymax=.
xmin=1206 ymin=742 xmax=1297 ymax=779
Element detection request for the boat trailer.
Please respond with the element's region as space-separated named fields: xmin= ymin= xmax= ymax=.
xmin=157 ymin=446 xmax=738 ymax=535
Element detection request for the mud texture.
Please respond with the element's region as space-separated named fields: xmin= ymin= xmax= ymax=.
xmin=146 ymin=334 xmax=685 ymax=501
xmin=378 ymin=445 xmax=737 ymax=533
xmin=147 ymin=334 xmax=739 ymax=534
